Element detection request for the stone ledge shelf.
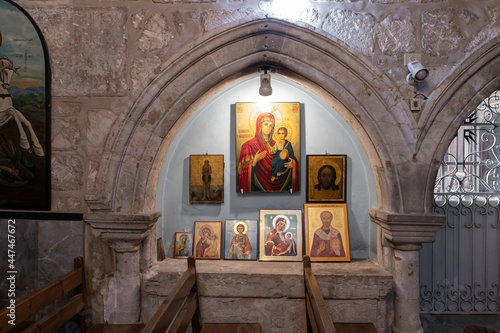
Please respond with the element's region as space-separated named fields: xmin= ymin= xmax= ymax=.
xmin=142 ymin=258 xmax=393 ymax=332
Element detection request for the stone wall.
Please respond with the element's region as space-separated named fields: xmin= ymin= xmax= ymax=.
xmin=11 ymin=0 xmax=498 ymax=212
xmin=0 ymin=218 xmax=83 ymax=308
xmin=5 ymin=0 xmax=500 ymax=331
xmin=143 ymin=258 xmax=393 ymax=332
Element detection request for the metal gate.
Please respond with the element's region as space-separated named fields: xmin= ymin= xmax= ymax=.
xmin=419 ymin=89 xmax=500 ymax=314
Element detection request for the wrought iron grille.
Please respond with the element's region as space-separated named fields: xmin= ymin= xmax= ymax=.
xmin=420 ymin=89 xmax=500 ymax=314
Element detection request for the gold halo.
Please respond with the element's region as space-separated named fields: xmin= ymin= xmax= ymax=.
xmin=249 ymin=104 xmax=283 ymax=134
xmin=233 ymin=222 xmax=248 ymax=234
xmin=272 ymin=215 xmax=290 ymax=231
xmin=200 ymin=224 xmax=214 ymax=235
xmin=273 ymin=123 xmax=292 ymax=141
xmin=332 ymin=162 xmax=342 ymax=186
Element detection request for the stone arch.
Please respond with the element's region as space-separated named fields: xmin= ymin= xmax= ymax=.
xmin=418 ymin=36 xmax=500 ymax=212
xmin=85 ymin=19 xmax=415 ymax=214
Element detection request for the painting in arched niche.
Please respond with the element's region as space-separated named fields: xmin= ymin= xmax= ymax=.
xmin=0 ymin=0 xmax=50 ymax=210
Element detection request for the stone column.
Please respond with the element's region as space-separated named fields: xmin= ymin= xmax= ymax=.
xmin=391 ymin=244 xmax=422 ymax=333
xmin=369 ymin=209 xmax=445 ymax=333
xmin=84 ymin=211 xmax=161 ymax=324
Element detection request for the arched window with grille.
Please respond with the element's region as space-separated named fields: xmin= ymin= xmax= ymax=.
xmin=420 ymin=89 xmax=500 ymax=314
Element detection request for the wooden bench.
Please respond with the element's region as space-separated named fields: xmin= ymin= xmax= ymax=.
xmin=143 ymin=256 xmax=261 ymax=333
xmin=303 ymin=255 xmax=378 ymax=333
xmin=0 ymin=256 xmax=143 ymax=333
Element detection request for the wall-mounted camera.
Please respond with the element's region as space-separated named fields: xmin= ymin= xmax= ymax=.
xmin=406 ymin=60 xmax=429 ymax=84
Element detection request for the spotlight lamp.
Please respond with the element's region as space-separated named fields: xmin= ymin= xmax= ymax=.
xmin=406 ymin=60 xmax=429 ymax=84
xmin=259 ymin=69 xmax=273 ymax=96
xmin=258 ymin=0 xmax=272 ymax=11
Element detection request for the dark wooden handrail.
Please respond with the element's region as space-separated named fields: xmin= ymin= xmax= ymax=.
xmin=303 ymin=255 xmax=336 ymax=333
xmin=0 ymin=257 xmax=84 ymax=333
xmin=303 ymin=256 xmax=378 ymax=333
xmin=142 ymin=256 xmax=262 ymax=333
xmin=1 ymin=255 xmax=259 ymax=333
xmin=141 ymin=257 xmax=201 ymax=333
xmin=21 ymin=294 xmax=85 ymax=333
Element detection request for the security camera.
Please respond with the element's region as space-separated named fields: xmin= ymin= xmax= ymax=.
xmin=406 ymin=60 xmax=429 ymax=84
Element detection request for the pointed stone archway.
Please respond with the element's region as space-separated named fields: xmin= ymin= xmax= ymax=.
xmin=85 ymin=18 xmax=414 ymax=216
xmin=82 ymin=18 xmax=421 ymax=330
xmin=371 ymin=36 xmax=500 ymax=333
xmin=82 ymin=19 xmax=500 ymax=331
xmin=418 ymin=36 xmax=500 ymax=212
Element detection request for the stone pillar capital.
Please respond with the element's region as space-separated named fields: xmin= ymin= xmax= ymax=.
xmin=84 ymin=211 xmax=161 ymax=251
xmin=370 ymin=209 xmax=446 ymax=333
xmin=84 ymin=211 xmax=161 ymax=324
xmin=100 ymin=233 xmax=146 ymax=253
xmin=369 ymin=208 xmax=445 ymax=249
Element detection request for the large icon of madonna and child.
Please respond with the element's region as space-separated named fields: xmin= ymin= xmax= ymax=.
xmin=236 ymin=102 xmax=300 ymax=193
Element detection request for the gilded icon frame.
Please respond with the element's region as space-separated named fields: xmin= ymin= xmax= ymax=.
xmin=235 ymin=102 xmax=301 ymax=193
xmin=223 ymin=219 xmax=258 ymax=260
xmin=259 ymin=209 xmax=302 ymax=261
xmin=173 ymin=232 xmax=192 ymax=259
xmin=189 ymin=154 xmax=224 ymax=203
xmin=304 ymin=203 xmax=350 ymax=262
xmin=306 ymin=155 xmax=347 ymax=203
xmin=193 ymin=221 xmax=222 ymax=260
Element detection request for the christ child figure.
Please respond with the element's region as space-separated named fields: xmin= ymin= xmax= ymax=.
xmin=270 ymin=127 xmax=295 ymax=181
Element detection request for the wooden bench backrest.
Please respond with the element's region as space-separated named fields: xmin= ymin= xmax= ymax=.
xmin=142 ymin=257 xmax=201 ymax=333
xmin=0 ymin=257 xmax=85 ymax=333
xmin=303 ymin=255 xmax=336 ymax=333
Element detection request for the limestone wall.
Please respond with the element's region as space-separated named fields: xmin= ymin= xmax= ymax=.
xmin=0 ymin=218 xmax=82 ymax=309
xmin=9 ymin=0 xmax=498 ymax=212
xmin=4 ymin=0 xmax=500 ymax=331
xmin=143 ymin=259 xmax=393 ymax=332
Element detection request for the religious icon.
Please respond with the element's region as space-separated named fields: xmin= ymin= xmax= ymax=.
xmin=189 ymin=154 xmax=224 ymax=203
xmin=304 ymin=203 xmax=350 ymax=262
xmin=0 ymin=1 xmax=51 ymax=210
xmin=235 ymin=102 xmax=300 ymax=193
xmin=193 ymin=221 xmax=222 ymax=260
xmin=259 ymin=209 xmax=302 ymax=261
xmin=173 ymin=232 xmax=192 ymax=259
xmin=306 ymin=155 xmax=347 ymax=203
xmin=157 ymin=238 xmax=166 ymax=261
xmin=224 ymin=219 xmax=258 ymax=260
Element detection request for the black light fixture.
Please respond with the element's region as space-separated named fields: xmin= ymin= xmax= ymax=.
xmin=259 ymin=68 xmax=272 ymax=96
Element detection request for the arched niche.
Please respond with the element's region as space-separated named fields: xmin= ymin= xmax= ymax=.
xmin=155 ymin=74 xmax=378 ymax=259
xmin=85 ymin=19 xmax=414 ymax=216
